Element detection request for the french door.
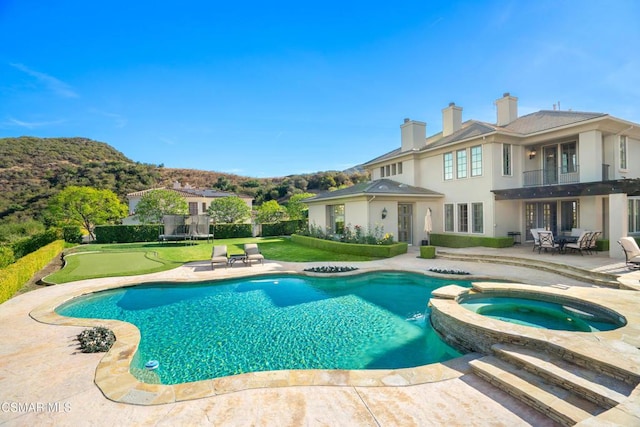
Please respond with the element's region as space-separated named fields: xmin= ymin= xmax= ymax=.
xmin=398 ymin=204 xmax=413 ymax=244
xmin=525 ymin=202 xmax=557 ymax=240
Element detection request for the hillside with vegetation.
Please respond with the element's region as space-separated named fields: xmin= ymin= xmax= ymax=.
xmin=0 ymin=136 xmax=369 ymax=225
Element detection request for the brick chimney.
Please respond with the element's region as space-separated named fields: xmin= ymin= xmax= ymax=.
xmin=496 ymin=92 xmax=518 ymax=126
xmin=401 ymin=118 xmax=426 ymax=152
xmin=442 ymin=102 xmax=462 ymax=137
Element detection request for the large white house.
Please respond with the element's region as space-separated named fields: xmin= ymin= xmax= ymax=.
xmin=305 ymin=93 xmax=640 ymax=258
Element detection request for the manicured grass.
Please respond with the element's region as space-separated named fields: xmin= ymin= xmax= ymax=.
xmin=46 ymin=237 xmax=380 ymax=284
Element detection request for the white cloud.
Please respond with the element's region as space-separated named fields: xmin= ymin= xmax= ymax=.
xmin=4 ymin=117 xmax=65 ymax=129
xmin=10 ymin=63 xmax=79 ymax=98
xmin=90 ymin=109 xmax=127 ymax=128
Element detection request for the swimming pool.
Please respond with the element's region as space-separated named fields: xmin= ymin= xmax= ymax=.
xmin=56 ymin=272 xmax=471 ymax=385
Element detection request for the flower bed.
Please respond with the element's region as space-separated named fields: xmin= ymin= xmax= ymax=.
xmin=303 ymin=266 xmax=359 ymax=273
xmin=427 ymin=267 xmax=470 ymax=275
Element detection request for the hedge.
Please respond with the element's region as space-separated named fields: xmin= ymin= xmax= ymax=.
xmin=213 ymin=223 xmax=252 ymax=239
xmin=10 ymin=228 xmax=61 ymax=259
xmin=262 ymin=220 xmax=306 ymax=237
xmin=429 ymin=233 xmax=513 ymax=248
xmin=291 ymin=234 xmax=408 ymax=258
xmin=95 ymin=224 xmax=160 ymax=243
xmin=0 ymin=240 xmax=65 ymax=304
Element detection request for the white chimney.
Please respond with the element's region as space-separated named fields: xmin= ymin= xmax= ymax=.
xmin=401 ymin=118 xmax=426 ymax=152
xmin=442 ymin=102 xmax=462 ymax=137
xmin=496 ymin=92 xmax=518 ymax=126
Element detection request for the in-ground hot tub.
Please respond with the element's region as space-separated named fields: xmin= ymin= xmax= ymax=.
xmin=458 ymin=292 xmax=626 ymax=332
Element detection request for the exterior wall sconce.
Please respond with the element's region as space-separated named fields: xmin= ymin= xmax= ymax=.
xmin=381 ymin=207 xmax=388 ymax=219
xmin=528 ymin=147 xmax=537 ymax=159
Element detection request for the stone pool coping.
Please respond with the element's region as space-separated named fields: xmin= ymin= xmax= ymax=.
xmin=429 ymin=282 xmax=640 ymax=424
xmin=30 ymin=269 xmax=483 ymax=405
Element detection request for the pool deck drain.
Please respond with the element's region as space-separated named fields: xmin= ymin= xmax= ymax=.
xmin=2 ymin=246 xmax=640 ymax=425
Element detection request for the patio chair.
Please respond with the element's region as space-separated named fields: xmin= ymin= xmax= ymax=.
xmin=537 ymin=231 xmax=561 ymax=254
xmin=618 ymin=237 xmax=640 ymax=269
xmin=211 ymin=245 xmax=228 ymax=269
xmin=587 ymin=231 xmax=601 ymax=254
xmin=530 ymin=228 xmax=542 ymax=252
xmin=564 ymin=231 xmax=591 ymax=256
xmin=244 ymin=243 xmax=264 ymax=266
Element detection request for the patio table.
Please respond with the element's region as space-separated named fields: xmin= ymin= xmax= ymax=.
xmin=227 ymin=254 xmax=247 ymax=267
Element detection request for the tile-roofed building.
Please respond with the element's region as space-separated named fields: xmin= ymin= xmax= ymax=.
xmin=125 ymin=181 xmax=253 ymax=224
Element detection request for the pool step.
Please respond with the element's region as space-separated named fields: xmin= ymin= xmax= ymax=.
xmin=492 ymin=343 xmax=633 ymax=409
xmin=469 ymin=355 xmax=606 ymax=427
xmin=436 ymin=252 xmax=620 ymax=288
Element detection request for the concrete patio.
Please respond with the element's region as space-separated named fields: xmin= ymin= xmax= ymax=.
xmin=1 ymin=245 xmax=639 ymax=426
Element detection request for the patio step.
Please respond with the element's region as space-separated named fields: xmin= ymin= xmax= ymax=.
xmin=436 ymin=251 xmax=620 ymax=288
xmin=491 ymin=343 xmax=633 ymax=409
xmin=469 ymin=355 xmax=606 ymax=426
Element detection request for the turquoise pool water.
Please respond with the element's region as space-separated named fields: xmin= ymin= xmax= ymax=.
xmin=460 ymin=296 xmax=625 ymax=332
xmin=56 ymin=272 xmax=471 ymax=385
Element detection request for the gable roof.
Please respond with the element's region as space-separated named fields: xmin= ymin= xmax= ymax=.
xmin=304 ymin=179 xmax=443 ymax=202
xmin=365 ymin=109 xmax=608 ymax=166
xmin=127 ymin=187 xmax=242 ymax=199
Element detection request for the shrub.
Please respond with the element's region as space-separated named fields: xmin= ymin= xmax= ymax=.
xmin=262 ymin=220 xmax=306 ymax=237
xmin=300 ymin=223 xmax=395 ymax=245
xmin=419 ymin=246 xmax=436 ymax=259
xmin=292 ymin=234 xmax=407 ymax=258
xmin=62 ymin=225 xmax=83 ymax=244
xmin=0 ymin=240 xmax=65 ymax=303
xmin=430 ymin=233 xmax=513 ymax=248
xmin=95 ymin=224 xmax=161 ymax=243
xmin=0 ymin=246 xmax=14 ymax=268
xmin=77 ymin=327 xmax=115 ymax=353
xmin=10 ymin=228 xmax=61 ymax=259
xmin=213 ymin=223 xmax=252 ymax=239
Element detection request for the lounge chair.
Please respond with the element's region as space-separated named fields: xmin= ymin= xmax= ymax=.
xmin=537 ymin=231 xmax=560 ymax=254
xmin=211 ymin=245 xmax=228 ymax=269
xmin=564 ymin=231 xmax=591 ymax=256
xmin=618 ymin=237 xmax=640 ymax=269
xmin=244 ymin=243 xmax=264 ymax=266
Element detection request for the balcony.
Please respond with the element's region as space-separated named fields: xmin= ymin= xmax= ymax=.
xmin=522 ymin=164 xmax=611 ymax=187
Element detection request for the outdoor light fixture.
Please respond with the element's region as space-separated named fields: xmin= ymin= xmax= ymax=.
xmin=381 ymin=207 xmax=388 ymax=219
xmin=528 ymin=147 xmax=537 ymax=159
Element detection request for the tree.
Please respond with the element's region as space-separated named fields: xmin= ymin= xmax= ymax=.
xmin=256 ymin=200 xmax=287 ymax=223
xmin=134 ymin=189 xmax=188 ymax=223
xmin=286 ymin=193 xmax=314 ymax=220
xmin=207 ymin=196 xmax=251 ymax=223
xmin=47 ymin=186 xmax=127 ymax=239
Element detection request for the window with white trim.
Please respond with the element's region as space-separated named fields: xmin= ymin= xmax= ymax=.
xmin=471 ymin=145 xmax=482 ymax=177
xmin=561 ymin=142 xmax=577 ymax=173
xmin=502 ymin=144 xmax=512 ymax=176
xmin=444 ymin=204 xmax=454 ymax=232
xmin=458 ymin=203 xmax=468 ymax=232
xmin=456 ymin=149 xmax=467 ymax=179
xmin=328 ymin=204 xmax=345 ymax=234
xmin=630 ymin=198 xmax=640 ymax=234
xmin=472 ymin=202 xmax=483 ymax=233
xmin=443 ymin=152 xmax=453 ymax=180
xmin=620 ymin=135 xmax=627 ymax=169
xmin=380 ymin=167 xmax=385 ymax=177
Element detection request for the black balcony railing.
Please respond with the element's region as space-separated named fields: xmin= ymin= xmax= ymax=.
xmin=523 ymin=166 xmax=580 ymax=187
xmin=523 ymin=164 xmax=611 ymax=187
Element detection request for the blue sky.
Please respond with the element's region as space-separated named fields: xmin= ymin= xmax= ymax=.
xmin=1 ymin=1 xmax=639 ymax=178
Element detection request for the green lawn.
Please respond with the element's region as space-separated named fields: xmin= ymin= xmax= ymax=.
xmin=46 ymin=237 xmax=380 ymax=284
